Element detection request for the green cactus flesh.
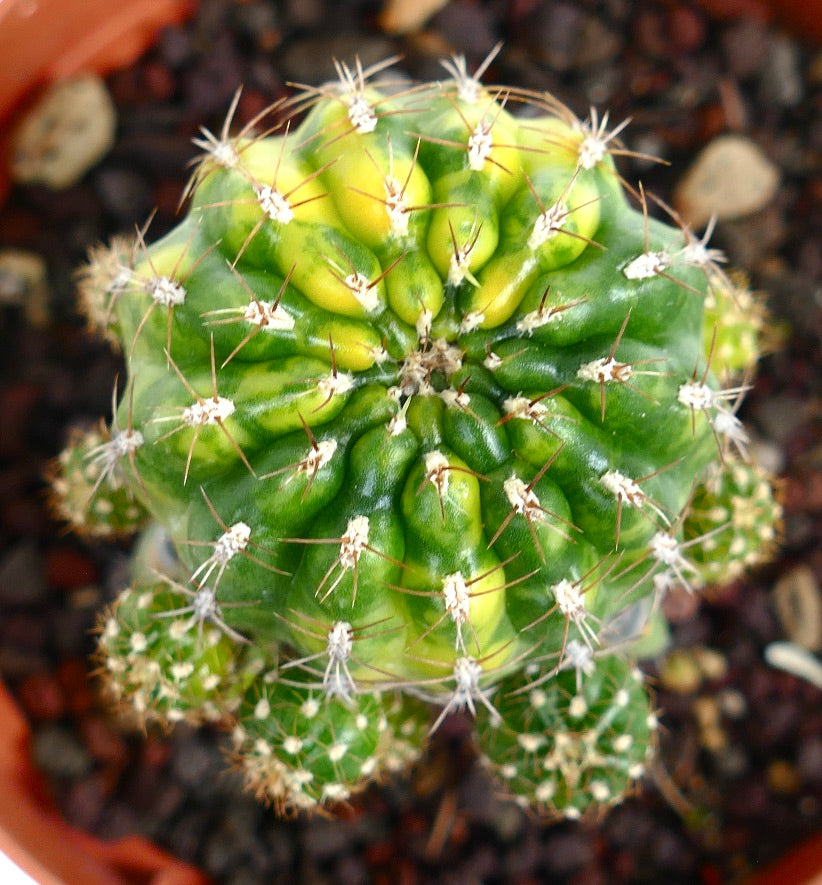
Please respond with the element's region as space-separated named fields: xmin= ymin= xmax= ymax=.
xmin=59 ymin=56 xmax=781 ymax=816
xmin=47 ymin=423 xmax=148 ymax=538
xmin=684 ymin=457 xmax=782 ymax=587
xmin=478 ymin=653 xmax=655 ymax=819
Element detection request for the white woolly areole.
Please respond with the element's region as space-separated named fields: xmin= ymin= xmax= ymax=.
xmin=649 ymin=532 xmax=690 ymax=569
xmin=440 ymin=54 xmax=482 ymax=104
xmin=568 ymin=695 xmax=588 ymax=718
xmin=448 ymin=244 xmax=477 ymax=287
xmin=207 ymin=139 xmax=239 ymax=169
xmin=282 ymin=736 xmax=303 ymax=754
xmin=484 ymin=351 xmax=503 ymax=370
xmin=328 ymin=742 xmax=348 ymax=762
xmin=528 ymin=201 xmax=571 ymax=250
xmin=678 ymin=221 xmax=726 ymax=270
xmin=321 ymin=782 xmax=350 ymax=802
xmin=442 ymin=572 xmax=470 ymax=629
xmin=345 ymin=93 xmax=378 ymax=134
xmin=577 ymin=357 xmax=632 ymax=384
xmin=559 ymin=639 xmax=596 ymax=679
xmin=326 ymin=620 xmax=354 ymax=663
xmin=535 ymin=780 xmax=557 ymax=804
xmin=453 ymin=657 xmax=484 ymax=709
xmin=340 ymin=516 xmax=369 ymax=570
xmin=467 ymin=123 xmax=493 ymax=171
xmin=440 ymin=388 xmax=470 ymax=410
xmin=613 ymin=734 xmax=634 ymax=753
xmin=529 ymin=689 xmax=547 ymax=709
xmin=299 ymin=438 xmax=337 ymax=475
xmin=149 ymin=276 xmax=186 ymax=307
xmin=109 ymin=266 xmax=134 ymax=295
xmin=87 ymin=428 xmax=143 ymax=484
xmin=398 ymin=352 xmax=429 ymax=396
xmin=129 ymin=632 xmax=147 ymax=654
xmin=191 ymin=585 xmax=220 ymax=621
xmin=370 ymin=343 xmax=391 ymax=365
xmin=387 ymin=411 xmax=407 ymax=437
xmin=590 ymin=781 xmax=611 ymax=802
xmin=623 ymin=251 xmax=670 ymax=280
xmin=255 ymin=185 xmax=294 ymax=224
xmin=600 ymin=469 xmax=644 ymax=506
xmin=111 ymin=428 xmax=144 ymax=456
xmin=503 ymin=395 xmax=548 ymax=424
xmin=652 ymin=570 xmax=678 ymax=596
xmin=553 ymin=578 xmax=587 ymax=622
xmin=504 ymin=475 xmax=542 ymax=520
xmin=254 ymin=697 xmax=271 ymax=719
xmin=578 ymin=135 xmax=607 ymax=170
xmin=170 ymin=661 xmax=194 ymax=681
xmin=415 ymin=308 xmax=433 ymax=340
xmin=212 ymin=522 xmax=251 ymax=564
xmin=678 ymin=380 xmax=715 ymax=411
xmin=572 ymin=108 xmax=631 ymax=171
xmin=517 ymin=733 xmax=545 ymax=753
xmin=714 ymin=409 xmax=749 ymax=450
xmin=459 ymin=311 xmax=485 ymax=333
xmin=398 ymin=340 xmax=464 ymax=397
xmin=424 ymin=450 xmax=451 ymax=495
xmin=383 ymin=175 xmax=409 ymax=236
xmin=301 ymin=697 xmax=320 ymax=718
xmin=242 ymin=299 xmax=295 ymax=331
xmin=344 ymin=272 xmax=380 ymax=312
xmin=318 ymin=371 xmax=355 ymax=400
xmin=323 ymin=620 xmax=356 ymax=701
xmin=182 ymin=396 xmax=235 ymax=426
xmin=515 ymin=305 xmax=562 ymax=335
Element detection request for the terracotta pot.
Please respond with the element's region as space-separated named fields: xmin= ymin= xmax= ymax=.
xmin=0 ymin=680 xmax=209 ymax=885
xmin=695 ymin=0 xmax=822 ymax=44
xmin=0 ymin=0 xmax=195 ymax=203
xmin=745 ymin=830 xmax=822 ymax=885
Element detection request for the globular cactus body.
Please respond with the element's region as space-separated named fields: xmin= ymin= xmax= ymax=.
xmin=56 ymin=54 xmax=780 ymax=817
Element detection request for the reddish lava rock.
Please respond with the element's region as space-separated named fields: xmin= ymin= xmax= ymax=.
xmin=45 ymin=548 xmax=99 ymax=592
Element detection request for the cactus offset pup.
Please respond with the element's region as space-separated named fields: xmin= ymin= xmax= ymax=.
xmin=53 ymin=52 xmax=780 ymax=818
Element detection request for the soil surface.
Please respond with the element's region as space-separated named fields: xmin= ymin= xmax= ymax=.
xmin=1 ymin=1 xmax=821 ymax=883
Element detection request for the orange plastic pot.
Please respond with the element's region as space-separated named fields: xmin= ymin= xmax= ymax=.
xmin=0 ymin=0 xmax=195 ymax=204
xmin=0 ymin=680 xmax=209 ymax=885
xmin=745 ymin=830 xmax=822 ymax=885
xmin=695 ymin=0 xmax=822 ymax=44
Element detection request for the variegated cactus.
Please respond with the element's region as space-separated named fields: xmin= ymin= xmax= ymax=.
xmin=52 ymin=51 xmax=780 ymax=818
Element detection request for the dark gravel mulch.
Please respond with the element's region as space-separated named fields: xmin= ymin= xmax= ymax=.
xmin=1 ymin=1 xmax=821 ymax=883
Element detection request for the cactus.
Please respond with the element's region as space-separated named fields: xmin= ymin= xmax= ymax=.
xmin=52 ymin=52 xmax=781 ymax=818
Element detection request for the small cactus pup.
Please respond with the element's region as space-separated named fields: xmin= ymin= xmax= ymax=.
xmin=53 ymin=51 xmax=781 ymax=818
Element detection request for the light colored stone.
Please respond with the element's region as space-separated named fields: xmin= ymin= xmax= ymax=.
xmin=765 ymin=641 xmax=822 ymax=689
xmin=674 ymin=135 xmax=780 ymax=229
xmin=773 ymin=564 xmax=822 ymax=652
xmin=659 ymin=648 xmax=702 ymax=695
xmin=0 ymin=248 xmax=51 ymax=327
xmin=379 ymin=0 xmax=449 ymax=34
xmin=11 ymin=75 xmax=117 ymax=189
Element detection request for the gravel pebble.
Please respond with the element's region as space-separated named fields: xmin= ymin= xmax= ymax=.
xmin=10 ymin=77 xmax=117 ymax=189
xmin=674 ymin=135 xmax=781 ymax=228
xmin=0 ymin=541 xmax=46 ymax=604
xmin=33 ymin=723 xmax=93 ymax=779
